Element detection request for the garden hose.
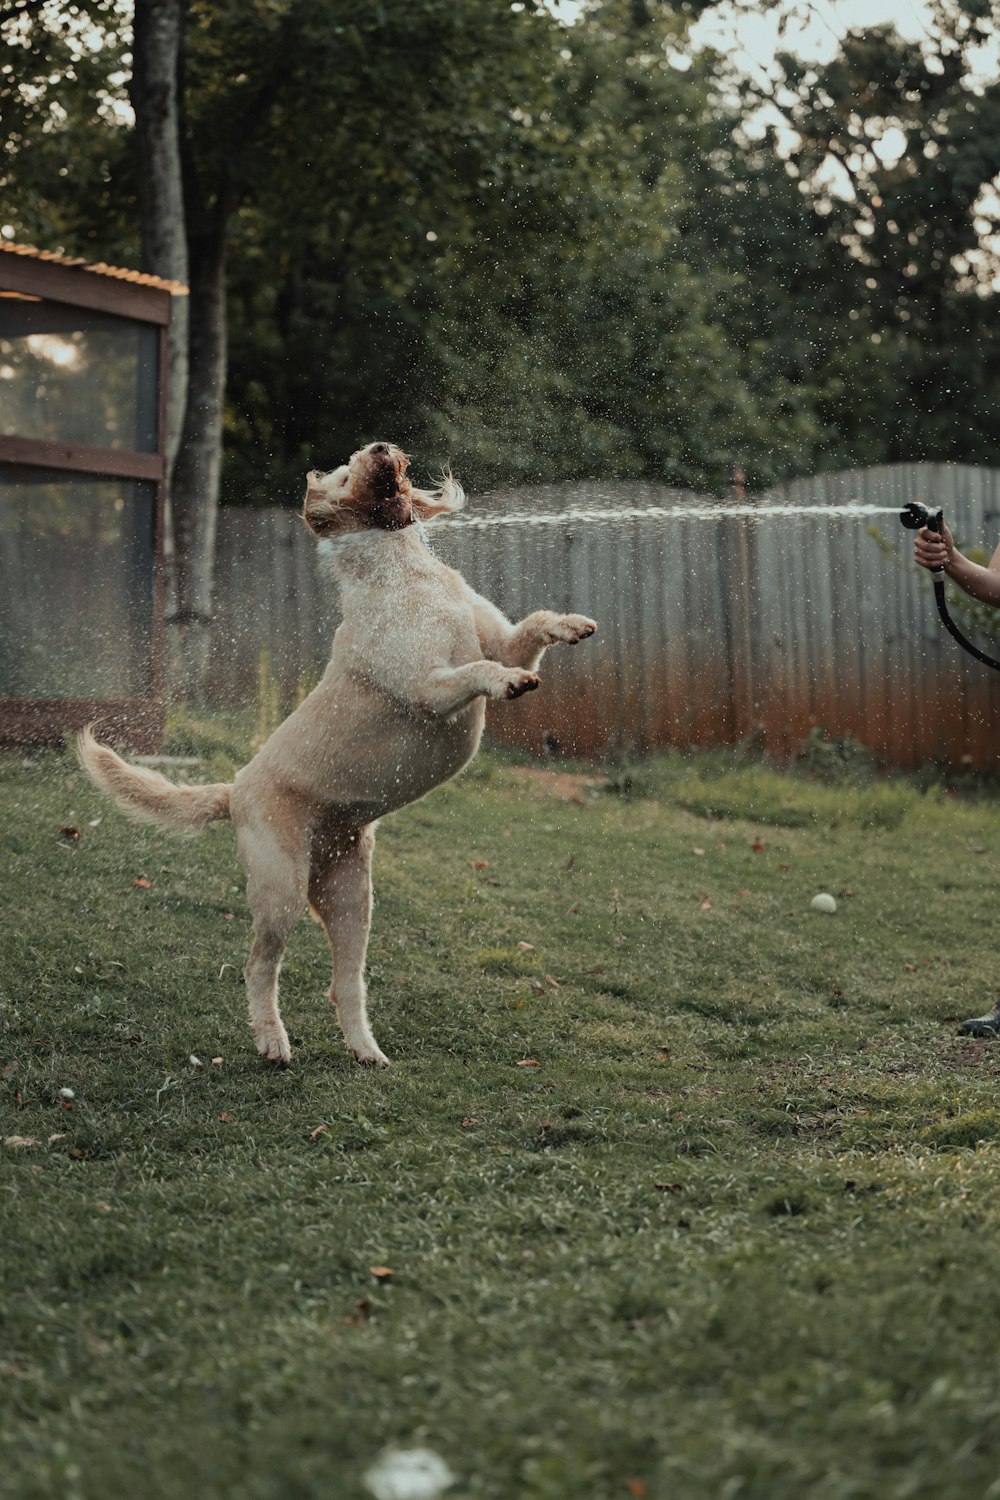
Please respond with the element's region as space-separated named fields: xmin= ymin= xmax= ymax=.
xmin=899 ymin=501 xmax=1000 ymax=673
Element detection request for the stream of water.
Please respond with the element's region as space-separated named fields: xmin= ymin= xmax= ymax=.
xmin=444 ymin=502 xmax=905 ymax=529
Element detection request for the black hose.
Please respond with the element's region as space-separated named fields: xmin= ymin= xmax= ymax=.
xmin=930 ymin=578 xmax=1000 ymax=671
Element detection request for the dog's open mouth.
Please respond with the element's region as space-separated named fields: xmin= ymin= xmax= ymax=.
xmin=366 ymin=445 xmax=413 ymax=529
xmin=369 ymin=449 xmax=400 ymax=501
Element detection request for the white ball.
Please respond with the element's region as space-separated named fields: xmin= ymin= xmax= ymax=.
xmin=810 ymin=893 xmax=837 ymax=914
xmin=364 ymin=1450 xmax=455 ymax=1500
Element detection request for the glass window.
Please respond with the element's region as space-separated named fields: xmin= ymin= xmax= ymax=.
xmin=0 ymin=465 xmax=156 ymax=699
xmin=0 ymin=297 xmax=158 ymax=453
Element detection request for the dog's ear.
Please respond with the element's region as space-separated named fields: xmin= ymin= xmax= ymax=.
xmin=302 ymin=472 xmax=342 ymax=537
xmin=409 ymin=470 xmax=466 ymax=522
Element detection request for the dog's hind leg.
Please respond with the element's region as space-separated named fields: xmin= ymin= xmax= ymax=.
xmin=236 ymin=806 xmax=310 ymax=1064
xmin=308 ymin=824 xmax=388 ymax=1067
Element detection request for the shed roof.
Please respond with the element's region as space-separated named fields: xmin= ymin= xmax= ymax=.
xmin=0 ymin=241 xmax=188 ymax=296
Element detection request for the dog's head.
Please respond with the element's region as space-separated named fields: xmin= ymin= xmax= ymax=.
xmin=303 ymin=441 xmax=465 ymax=538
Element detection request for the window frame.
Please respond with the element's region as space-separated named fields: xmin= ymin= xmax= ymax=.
xmin=0 ymin=251 xmax=174 ymax=751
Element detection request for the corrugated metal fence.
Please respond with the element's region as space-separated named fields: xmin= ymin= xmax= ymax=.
xmin=206 ymin=463 xmax=1000 ymax=769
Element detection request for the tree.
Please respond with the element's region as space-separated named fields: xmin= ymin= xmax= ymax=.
xmin=695 ymin=0 xmax=1000 ymax=473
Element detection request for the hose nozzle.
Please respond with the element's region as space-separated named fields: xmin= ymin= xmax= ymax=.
xmin=900 ymin=500 xmax=942 ymax=533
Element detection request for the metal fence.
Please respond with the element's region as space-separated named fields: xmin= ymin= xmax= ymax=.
xmin=205 ymin=463 xmax=1000 ymax=769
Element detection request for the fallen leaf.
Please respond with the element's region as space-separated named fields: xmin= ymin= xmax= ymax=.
xmin=517 ymin=1059 xmax=542 ymax=1068
xmin=517 ymin=941 xmax=535 ymax=952
xmin=460 ymin=1117 xmax=477 ymax=1129
xmin=568 ymin=904 xmax=580 ymax=914
xmin=779 ymin=862 xmax=791 ymax=871
xmin=60 ymin=1098 xmax=73 ymax=1111
xmin=903 ymin=963 xmax=918 ymax=973
xmin=3 ymin=1136 xmax=40 ymax=1148
xmin=655 ymin=1182 xmax=683 ymax=1193
xmin=586 ymin=966 xmax=604 ymax=974
xmin=58 ymin=826 xmax=81 ymax=841
xmin=343 ymin=1298 xmax=372 ymax=1326
xmin=369 ymin=1265 xmax=394 ymax=1283
xmin=308 ymin=1123 xmax=329 ymax=1141
xmin=222 ymin=913 xmax=235 ymax=921
xmin=738 ymin=888 xmax=752 ymax=896
xmin=211 ymin=1056 xmax=224 ymax=1067
xmin=88 ymin=816 xmax=102 ymax=828
xmin=751 ymin=841 xmax=766 ymax=853
xmin=47 ymin=1133 xmax=67 ymax=1144
xmin=2 ymin=1063 xmax=17 ymax=1081
xmin=68 ymin=1148 xmax=86 ymax=1160
xmin=625 ymin=1480 xmax=647 ymax=1497
xmin=189 ymin=1055 xmax=204 ymax=1070
xmin=469 ymin=859 xmax=490 ymax=871
xmin=218 ymin=1111 xmax=235 ymax=1123
xmin=529 ymin=978 xmax=547 ymax=995
xmin=699 ymin=898 xmax=712 ymax=911
xmin=544 ymin=974 xmax=561 ymax=988
xmin=96 ymin=1202 xmax=112 ymax=1213
xmin=133 ymin=876 xmax=152 ymax=890
xmin=692 ymin=846 xmax=705 ymax=856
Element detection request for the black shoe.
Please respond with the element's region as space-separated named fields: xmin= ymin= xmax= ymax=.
xmin=958 ymin=1003 xmax=1000 ymax=1038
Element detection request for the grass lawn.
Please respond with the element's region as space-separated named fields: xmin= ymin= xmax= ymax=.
xmin=4 ymin=723 xmax=1000 ymax=1500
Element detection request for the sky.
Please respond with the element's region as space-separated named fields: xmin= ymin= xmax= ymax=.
xmin=690 ymin=0 xmax=999 ymax=84
xmin=551 ymin=0 xmax=999 ymax=84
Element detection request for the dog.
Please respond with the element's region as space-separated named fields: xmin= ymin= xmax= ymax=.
xmin=78 ymin=442 xmax=597 ymax=1067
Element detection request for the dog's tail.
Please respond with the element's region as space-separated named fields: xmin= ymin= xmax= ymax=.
xmin=77 ymin=726 xmax=232 ymax=833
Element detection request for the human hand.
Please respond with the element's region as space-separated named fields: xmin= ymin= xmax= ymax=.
xmin=913 ymin=519 xmax=955 ymax=573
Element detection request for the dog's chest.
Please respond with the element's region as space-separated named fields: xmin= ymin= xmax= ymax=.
xmin=340 ymin=549 xmax=479 ymax=664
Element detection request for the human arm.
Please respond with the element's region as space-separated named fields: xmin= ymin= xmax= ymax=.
xmin=914 ymin=522 xmax=1000 ymax=608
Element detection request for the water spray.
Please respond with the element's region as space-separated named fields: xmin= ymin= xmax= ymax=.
xmin=899 ymin=501 xmax=1000 ymax=672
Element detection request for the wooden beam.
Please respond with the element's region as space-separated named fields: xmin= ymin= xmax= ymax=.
xmin=0 ymin=698 xmax=165 ymax=753
xmin=0 ymin=255 xmax=172 ymax=324
xmin=0 ymin=435 xmax=163 ymax=482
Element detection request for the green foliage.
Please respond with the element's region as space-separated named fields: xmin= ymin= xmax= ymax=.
xmin=796 ymin=726 xmax=878 ymax=783
xmin=703 ymin=0 xmax=1000 ymax=475
xmin=2 ymin=0 xmax=999 ymax=501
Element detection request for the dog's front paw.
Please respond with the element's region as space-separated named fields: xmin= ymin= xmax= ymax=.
xmin=256 ymin=1024 xmax=292 ymax=1065
xmin=545 ymin=613 xmax=597 ymax=645
xmin=350 ymin=1044 xmax=391 ymax=1068
xmin=495 ymin=669 xmax=541 ymax=700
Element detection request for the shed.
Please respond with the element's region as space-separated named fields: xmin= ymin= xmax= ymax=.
xmin=0 ymin=242 xmax=185 ymax=751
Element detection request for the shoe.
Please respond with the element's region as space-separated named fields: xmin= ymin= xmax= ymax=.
xmin=958 ymin=1002 xmax=1000 ymax=1037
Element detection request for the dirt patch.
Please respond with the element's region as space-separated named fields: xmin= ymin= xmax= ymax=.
xmin=508 ymin=767 xmax=610 ymax=805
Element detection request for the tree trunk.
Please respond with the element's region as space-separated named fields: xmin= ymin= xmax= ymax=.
xmin=129 ymin=0 xmax=189 ymax=485
xmin=169 ymin=227 xmax=228 ymax=699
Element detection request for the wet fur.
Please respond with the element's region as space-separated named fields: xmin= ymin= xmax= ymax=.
xmin=78 ymin=442 xmax=597 ymax=1068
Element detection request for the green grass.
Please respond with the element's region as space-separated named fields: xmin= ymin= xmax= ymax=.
xmin=4 ymin=728 xmax=1000 ymax=1499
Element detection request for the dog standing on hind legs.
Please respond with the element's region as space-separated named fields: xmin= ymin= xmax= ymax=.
xmin=78 ymin=441 xmax=597 ymax=1068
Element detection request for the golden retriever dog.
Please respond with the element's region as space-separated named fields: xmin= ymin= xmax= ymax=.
xmin=78 ymin=442 xmax=597 ymax=1067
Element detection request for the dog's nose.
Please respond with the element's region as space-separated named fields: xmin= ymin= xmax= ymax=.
xmin=370 ymin=442 xmax=389 ymax=455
